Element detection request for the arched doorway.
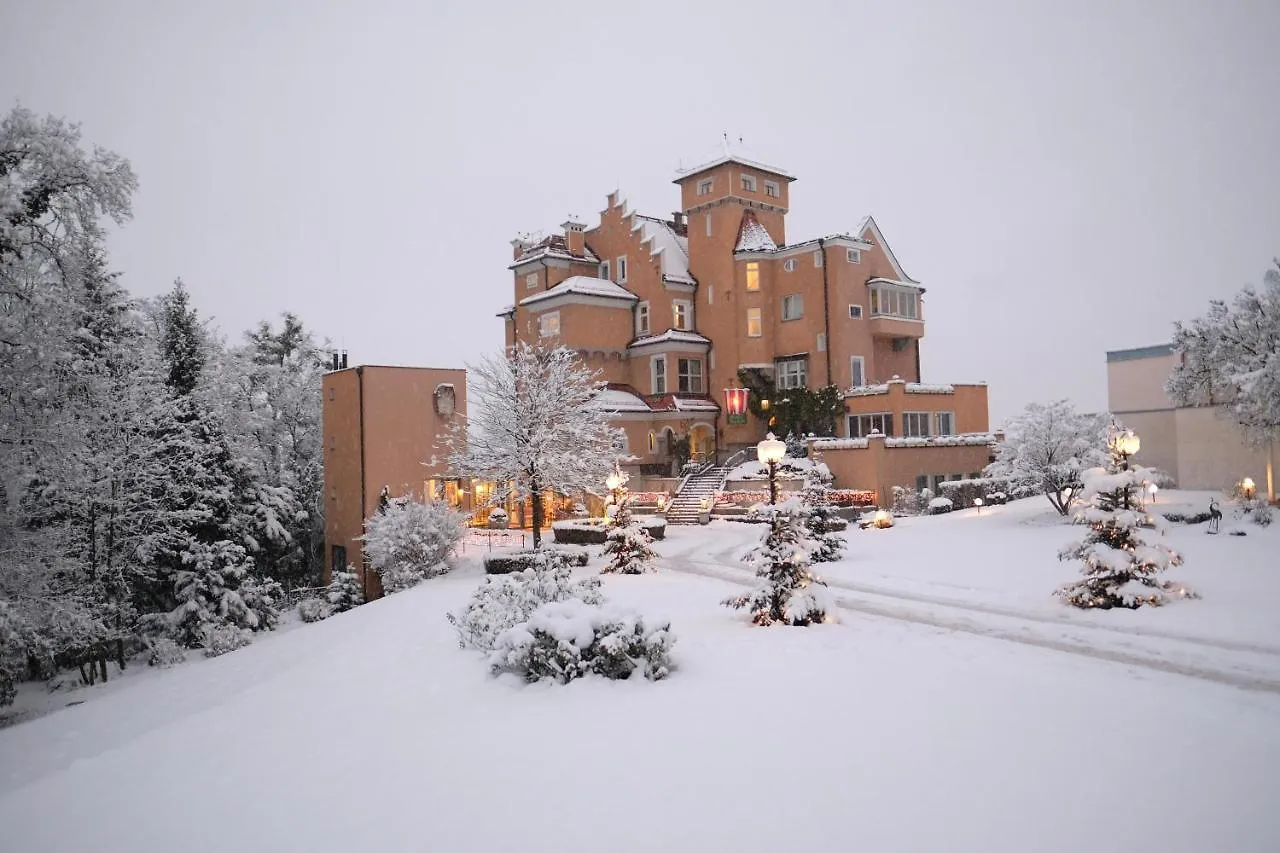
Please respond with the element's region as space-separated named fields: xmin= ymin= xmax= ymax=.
xmin=689 ymin=423 xmax=715 ymax=464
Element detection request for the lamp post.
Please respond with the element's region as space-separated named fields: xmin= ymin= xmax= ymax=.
xmin=605 ymin=465 xmax=624 ymax=521
xmin=974 ymin=497 xmax=984 ymax=515
xmin=1147 ymin=482 xmax=1159 ymax=505
xmin=1110 ymin=429 xmax=1140 ymax=471
xmin=1241 ymin=477 xmax=1257 ymax=501
xmin=757 ymin=432 xmax=787 ymax=505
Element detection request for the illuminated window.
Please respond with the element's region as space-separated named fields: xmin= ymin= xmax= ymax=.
xmin=746 ymin=262 xmax=760 ymax=291
xmin=673 ymin=299 xmax=692 ymax=330
xmin=648 ymin=430 xmax=656 ymax=452
xmin=746 ymin=308 xmax=762 ymax=337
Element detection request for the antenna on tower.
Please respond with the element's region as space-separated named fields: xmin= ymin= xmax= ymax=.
xmin=722 ymin=132 xmax=729 ymax=155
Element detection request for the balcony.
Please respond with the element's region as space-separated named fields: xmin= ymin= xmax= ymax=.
xmin=867 ymin=280 xmax=925 ymax=339
xmin=868 ymin=314 xmax=924 ymax=339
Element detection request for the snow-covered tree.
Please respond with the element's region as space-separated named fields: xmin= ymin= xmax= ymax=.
xmin=326 ymin=568 xmax=364 ymax=613
xmin=1057 ymin=436 xmax=1195 ymax=609
xmin=361 ymin=498 xmax=466 ymax=593
xmin=151 ymin=540 xmax=280 ymax=648
xmin=800 ymin=481 xmax=846 ymax=563
xmin=1167 ymin=263 xmax=1280 ymax=444
xmin=724 ymin=503 xmax=836 ymax=626
xmin=446 ymin=342 xmax=622 ymax=548
xmin=985 ymin=400 xmax=1111 ymax=515
xmin=447 ymin=559 xmax=603 ymax=651
xmin=601 ymin=499 xmax=658 ymax=575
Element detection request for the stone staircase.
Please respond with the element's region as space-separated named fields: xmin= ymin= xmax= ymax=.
xmin=666 ymin=465 xmax=729 ymax=525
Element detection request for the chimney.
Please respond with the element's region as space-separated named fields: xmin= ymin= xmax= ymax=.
xmin=330 ymin=352 xmax=339 ymax=372
xmin=340 ymin=350 xmax=348 ymax=370
xmin=671 ymin=211 xmax=686 ymax=235
xmin=510 ymin=237 xmax=526 ymax=261
xmin=561 ymin=219 xmax=586 ymax=257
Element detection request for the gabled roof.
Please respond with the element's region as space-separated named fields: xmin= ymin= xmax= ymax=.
xmin=857 ymin=215 xmax=918 ymax=284
xmin=734 ymin=210 xmax=778 ymax=253
xmin=596 ymin=384 xmax=720 ymax=416
xmin=519 ymin=276 xmax=638 ymax=307
xmin=634 ymin=215 xmax=695 ymax=285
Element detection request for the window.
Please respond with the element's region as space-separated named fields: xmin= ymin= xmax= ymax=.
xmin=813 ymin=250 xmax=823 ymax=267
xmin=847 ymin=249 xmax=861 ymax=264
xmin=525 ymin=272 xmax=539 ymax=290
xmin=636 ymin=301 xmax=650 ymax=335
xmin=746 ymin=308 xmax=762 ymax=337
xmin=850 ymin=356 xmax=866 ymax=387
xmin=740 ymin=174 xmax=757 ymax=192
xmin=673 ymin=299 xmax=692 ymax=330
xmin=903 ymin=412 xmax=932 ymax=438
xmin=764 ymin=180 xmax=780 ymax=198
xmin=935 ymin=411 xmax=956 ymax=436
xmin=677 ymin=358 xmax=703 ymax=393
xmin=776 ymin=357 xmax=807 ymax=390
xmin=849 ymin=304 xmax=863 ymax=319
xmin=652 ymin=355 xmax=667 ymax=394
xmin=869 ymin=285 xmax=920 ymax=320
xmin=784 ymin=258 xmax=797 ymax=272
xmin=848 ymin=412 xmax=893 ymax=437
xmin=616 ymin=256 xmax=628 ymax=283
xmin=331 ymin=545 xmax=347 ymax=575
xmin=781 ymin=294 xmax=803 ymax=321
xmin=816 ymin=333 xmax=826 ymax=352
xmin=538 ymin=311 xmax=560 ymax=338
xmin=697 ymin=178 xmax=714 ymax=196
xmin=705 ymin=214 xmax=713 ymax=237
xmin=745 ymin=261 xmax=760 ymax=291
xmin=600 ymin=260 xmax=610 ymax=281
xmin=915 ymin=475 xmax=929 ymax=493
xmin=647 ymin=430 xmax=656 ymax=452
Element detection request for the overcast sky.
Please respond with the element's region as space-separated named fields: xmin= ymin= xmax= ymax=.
xmin=3 ymin=0 xmax=1277 ymax=424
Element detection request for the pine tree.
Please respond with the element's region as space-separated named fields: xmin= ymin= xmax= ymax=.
xmin=161 ymin=541 xmax=278 ymax=649
xmin=1057 ymin=445 xmax=1196 ymax=609
xmin=601 ymin=499 xmax=657 ymax=575
xmin=800 ymin=480 xmax=845 ymax=563
xmin=724 ymin=503 xmax=835 ymax=626
xmin=326 ymin=568 xmax=364 ymax=613
xmin=161 ymin=280 xmax=205 ymax=397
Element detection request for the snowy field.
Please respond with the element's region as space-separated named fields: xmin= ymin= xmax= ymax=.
xmin=1 ymin=494 xmax=1278 ymax=852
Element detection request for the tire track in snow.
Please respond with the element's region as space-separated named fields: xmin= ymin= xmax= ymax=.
xmin=664 ymin=557 xmax=1280 ymax=695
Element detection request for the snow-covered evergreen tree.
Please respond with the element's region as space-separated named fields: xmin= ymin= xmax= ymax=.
xmin=361 ymin=498 xmax=466 ymax=593
xmin=800 ymin=476 xmax=845 ymax=563
xmin=446 ymin=342 xmax=622 ymax=548
xmin=1167 ymin=263 xmax=1280 ymax=444
xmin=601 ymin=499 xmax=657 ymax=575
xmin=1057 ymin=453 xmax=1196 ymax=609
xmin=156 ymin=540 xmax=279 ymax=648
xmin=985 ymin=400 xmax=1112 ymax=515
xmin=326 ymin=568 xmax=364 ymax=613
xmin=724 ymin=503 xmax=836 ymax=626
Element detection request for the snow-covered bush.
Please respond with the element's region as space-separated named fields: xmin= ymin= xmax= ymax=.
xmin=297 ymin=597 xmax=331 ymax=623
xmin=147 ymin=638 xmax=187 ymax=668
xmin=1057 ymin=466 xmax=1197 ymax=609
xmin=154 ymin=541 xmax=280 ymax=648
xmin=482 ymin=547 xmax=588 ymax=575
xmin=326 ymin=569 xmax=364 ymax=612
xmin=202 ymin=626 xmax=252 ymax=657
xmin=0 ymin=601 xmax=30 ymax=706
xmin=551 ymin=520 xmax=608 ymax=545
xmin=984 ymin=491 xmax=1008 ymax=505
xmin=985 ymin=400 xmax=1111 ymax=515
xmin=927 ymin=496 xmax=954 ymax=515
xmin=724 ymin=503 xmax=836 ymax=626
xmin=487 ymin=508 xmax=509 ymax=528
xmin=938 ymin=476 xmax=1015 ymax=509
xmin=447 ymin=563 xmax=604 ymax=651
xmin=362 ymin=498 xmax=466 ymax=593
xmin=489 ymin=599 xmax=674 ymax=684
xmin=891 ymin=485 xmax=920 ymax=516
xmin=1235 ymin=498 xmax=1274 ymax=527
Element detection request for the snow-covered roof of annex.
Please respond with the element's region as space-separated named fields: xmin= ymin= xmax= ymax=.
xmin=519 ymin=276 xmax=638 ymax=307
xmin=842 ymin=379 xmax=987 ymax=398
xmin=672 ymin=141 xmax=797 ymax=182
xmin=595 ymin=384 xmax=720 ymax=417
xmin=508 ymin=233 xmax=600 ymax=270
xmin=633 ymin=215 xmax=694 ymax=285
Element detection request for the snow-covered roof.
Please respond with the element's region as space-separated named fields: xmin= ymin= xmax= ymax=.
xmin=674 ymin=140 xmax=796 ymax=181
xmin=842 ymin=381 xmax=961 ymax=398
xmin=867 ymin=277 xmax=923 ymax=291
xmin=594 ymin=388 xmax=652 ymax=413
xmin=627 ymin=330 xmax=713 ymax=349
xmin=734 ymin=210 xmax=778 ymax=253
xmin=672 ymin=397 xmax=719 ymax=412
xmin=496 ymin=304 xmax=515 ymax=317
xmin=634 ymin=216 xmax=694 ymax=285
xmin=594 ymin=384 xmax=719 ymax=416
xmin=508 ymin=233 xmax=600 ymax=269
xmin=811 ymin=433 xmax=998 ymax=450
xmin=520 ymin=276 xmax=638 ymax=307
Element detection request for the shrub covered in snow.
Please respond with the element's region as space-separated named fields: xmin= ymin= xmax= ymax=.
xmin=1236 ymin=498 xmax=1274 ymax=527
xmin=362 ymin=498 xmax=466 ymax=593
xmin=326 ymin=569 xmax=364 ymax=612
xmin=0 ymin=601 xmax=31 ymax=706
xmin=551 ymin=520 xmax=608 ymax=545
xmin=1057 ymin=466 xmax=1196 ymax=609
xmin=150 ymin=541 xmax=281 ymax=649
xmin=927 ymin=497 xmax=954 ymax=515
xmin=147 ymin=638 xmax=187 ymax=668
xmin=448 ymin=563 xmax=604 ymax=651
xmin=297 ymin=597 xmax=331 ymax=623
xmin=202 ymin=625 xmax=253 ymax=657
xmin=488 ymin=599 xmax=674 ymax=684
xmin=724 ymin=503 xmax=836 ymax=626
xmin=601 ymin=502 xmax=658 ymax=575
xmin=482 ymin=547 xmax=588 ymax=575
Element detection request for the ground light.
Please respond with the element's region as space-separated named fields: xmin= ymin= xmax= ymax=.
xmin=756 ymin=432 xmax=786 ymax=505
xmin=974 ymin=497 xmax=984 ymax=514
xmin=1147 ymin=482 xmax=1159 ymax=504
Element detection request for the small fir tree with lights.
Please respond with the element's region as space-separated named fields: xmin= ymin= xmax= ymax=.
xmin=601 ymin=471 xmax=657 ymax=575
xmin=724 ymin=502 xmax=835 ymax=625
xmin=1056 ymin=429 xmax=1196 ymax=609
xmin=800 ymin=473 xmax=845 ymax=564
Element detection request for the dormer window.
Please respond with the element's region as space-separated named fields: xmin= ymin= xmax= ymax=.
xmin=697 ymin=178 xmax=714 ymax=196
xmin=740 ymin=174 xmax=757 ymax=193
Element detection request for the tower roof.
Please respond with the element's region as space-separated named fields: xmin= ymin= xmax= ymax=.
xmin=734 ymin=210 xmax=779 ymax=253
xmin=673 ymin=139 xmax=795 ymax=183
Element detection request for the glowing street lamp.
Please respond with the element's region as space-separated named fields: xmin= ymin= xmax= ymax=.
xmin=605 ymin=464 xmax=625 ymax=519
xmin=1241 ymin=477 xmax=1257 ymax=500
xmin=1110 ymin=429 xmax=1141 ymax=469
xmin=756 ymin=432 xmax=787 ymax=505
xmin=1147 ymin=482 xmax=1159 ymax=504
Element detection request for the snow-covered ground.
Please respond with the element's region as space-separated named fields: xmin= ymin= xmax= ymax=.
xmin=1 ymin=493 xmax=1278 ymax=852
